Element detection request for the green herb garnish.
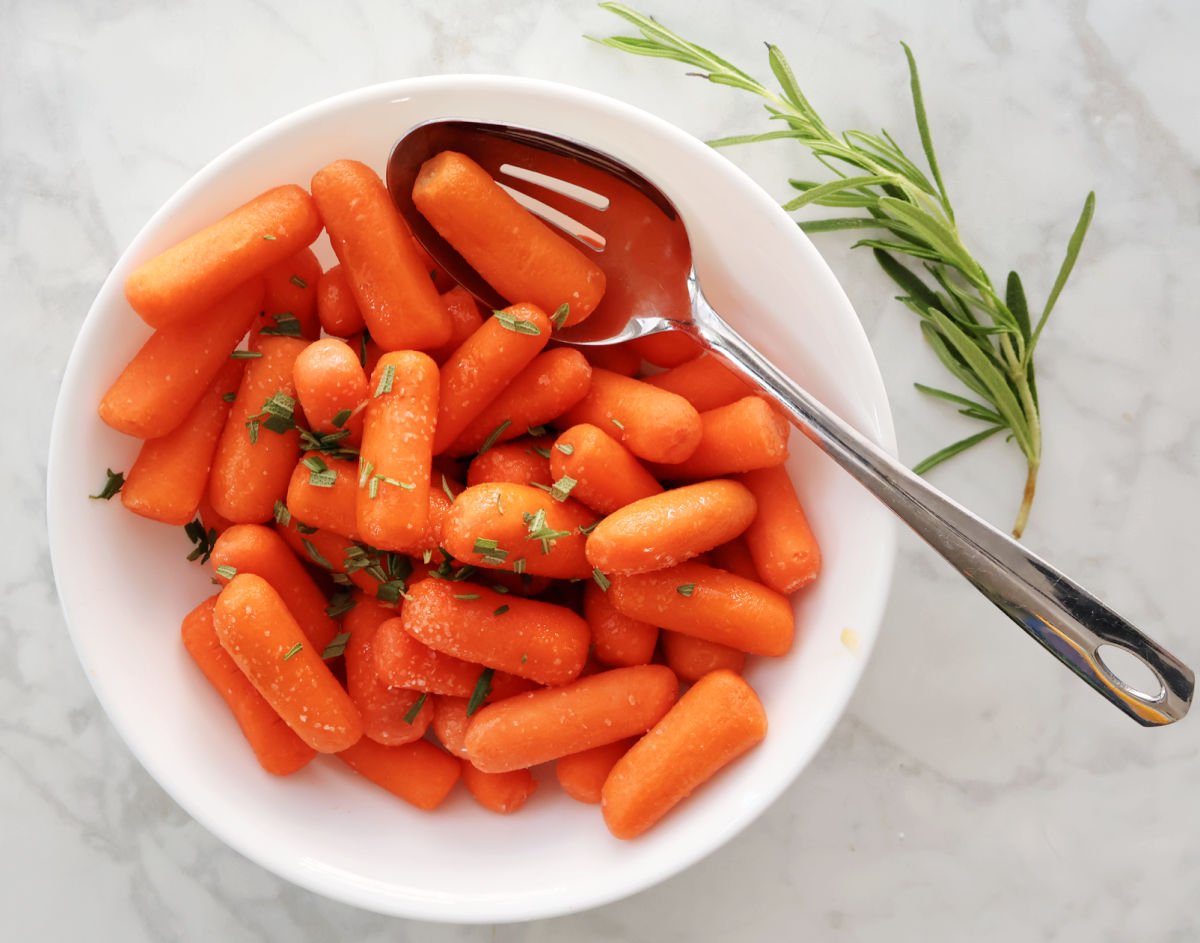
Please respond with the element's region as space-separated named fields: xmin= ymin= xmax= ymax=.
xmin=289 ymin=274 xmax=308 ymax=289
xmin=301 ymin=538 xmax=332 ymax=570
xmin=245 ymin=391 xmax=296 ymax=443
xmin=555 ymin=442 xmax=575 ymax=456
xmin=676 ymin=583 xmax=696 ymax=597
xmin=549 ymin=475 xmax=577 ymax=502
xmin=610 ymin=418 xmax=625 ymax=431
xmin=403 ymin=692 xmax=428 ymax=724
xmin=321 ymin=631 xmax=352 ymax=658
xmin=466 ymin=668 xmax=494 ymax=716
xmin=454 ymin=593 xmax=481 ymax=601
xmin=478 ymin=419 xmax=512 ymax=455
xmin=260 ymin=314 xmax=303 ymax=337
xmin=493 ymin=310 xmax=543 ymax=335
xmin=89 ymin=468 xmax=125 ymax=501
xmin=374 ymin=363 xmax=395 ymax=397
xmin=184 ymin=519 xmax=217 ymax=563
xmin=262 ymin=234 xmax=278 ymax=241
xmin=273 ymin=500 xmax=292 ymax=526
xmin=222 ymin=392 xmax=236 ymax=403
xmin=494 ymin=604 xmax=510 ymax=616
xmin=592 ymin=567 xmax=611 ymax=591
xmin=302 ymin=454 xmax=338 ymax=488
xmin=325 ymin=592 xmax=357 ymax=619
xmin=214 ymin=565 xmax=238 ymax=580
xmin=526 ymin=425 xmax=550 ymax=437
xmin=551 ymin=303 xmax=570 ymax=330
xmin=230 ymin=350 xmax=262 ymax=359
xmin=331 ymin=408 xmax=353 ymax=429
xmin=282 ymin=642 xmax=302 ymax=660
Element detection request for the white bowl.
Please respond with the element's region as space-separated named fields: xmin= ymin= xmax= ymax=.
xmin=47 ymin=75 xmax=897 ymax=923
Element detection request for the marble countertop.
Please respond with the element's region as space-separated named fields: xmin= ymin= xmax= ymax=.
xmin=8 ymin=1 xmax=1200 ymax=939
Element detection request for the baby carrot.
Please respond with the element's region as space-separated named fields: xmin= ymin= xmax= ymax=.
xmin=440 ymin=482 xmax=596 ymax=579
xmin=315 ymin=264 xmax=366 ymax=338
xmin=584 ymin=581 xmax=658 ymax=668
xmin=211 ymin=524 xmax=340 ymax=651
xmin=413 ymin=150 xmax=606 ymax=326
xmin=213 ymin=574 xmax=362 ymax=752
xmin=601 ymin=670 xmax=767 ymax=839
xmin=286 ymin=454 xmax=360 ymax=539
xmin=428 ymin=286 xmax=484 ymax=363
xmin=292 ymin=337 xmax=369 ymax=446
xmin=357 ymin=351 xmax=438 ymax=552
xmin=608 ymin=561 xmax=794 ymax=657
xmin=466 ymin=438 xmax=554 ymax=489
xmin=582 ymin=343 xmax=641 ymax=377
xmin=740 ymin=466 xmax=822 ymax=594
xmin=256 ymin=246 xmax=322 ymax=340
xmin=373 ymin=616 xmax=490 ymax=696
xmin=180 ymin=596 xmax=315 ymax=776
xmin=650 ymin=396 xmax=788 ymax=481
xmin=708 ymin=536 xmax=759 ymax=581
xmin=643 ymin=354 xmax=755 ymax=413
xmin=344 ymin=595 xmax=434 ymax=745
xmin=272 ymin=519 xmax=381 ymax=598
xmin=446 ymin=348 xmax=593 ymax=456
xmin=431 ymin=696 xmax=471 ymax=758
xmin=660 ymin=631 xmax=745 ymax=683
xmin=197 ymin=491 xmax=235 ymax=537
xmin=208 ymin=335 xmax=307 ymax=523
xmin=586 ymin=480 xmax=757 ymax=576
xmin=561 ymin=368 xmax=701 ymax=464
xmin=402 ymin=579 xmax=589 ymax=685
xmin=99 ymin=278 xmax=263 ymax=439
xmin=120 ymin=360 xmax=242 ymax=525
xmin=337 ymin=737 xmax=461 ymax=811
xmin=548 ymin=424 xmax=662 ymax=516
xmin=556 ymin=739 xmax=635 ymax=804
xmin=461 ymin=762 xmax=538 ymax=814
xmin=312 ymin=159 xmax=451 ymax=350
xmin=124 ymin=185 xmax=322 ymax=329
xmin=464 ymin=665 xmax=678 ymax=773
xmin=629 ymin=331 xmax=702 ymax=368
xmin=431 ymin=303 xmax=551 ymax=454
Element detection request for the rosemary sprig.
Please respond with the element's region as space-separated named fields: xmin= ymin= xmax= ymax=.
xmin=593 ymin=3 xmax=1095 ymax=537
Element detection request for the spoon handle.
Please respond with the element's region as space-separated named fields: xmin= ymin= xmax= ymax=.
xmin=688 ymin=285 xmax=1193 ymax=726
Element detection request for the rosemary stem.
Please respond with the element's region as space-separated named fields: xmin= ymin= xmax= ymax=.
xmin=1014 ymin=459 xmax=1039 ymax=539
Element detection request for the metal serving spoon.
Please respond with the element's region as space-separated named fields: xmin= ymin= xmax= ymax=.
xmin=388 ymin=119 xmax=1193 ymax=726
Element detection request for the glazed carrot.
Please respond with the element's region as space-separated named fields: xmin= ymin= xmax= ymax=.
xmin=121 ymin=360 xmax=243 ymax=525
xmin=180 ymin=597 xmax=315 ymax=776
xmin=414 ymin=482 xmax=455 ymax=554
xmin=208 ymin=335 xmax=306 ymax=523
xmin=357 ymin=351 xmax=438 ymax=552
xmin=312 ymin=159 xmax=451 ymax=350
xmin=466 ymin=438 xmax=554 ymax=488
xmin=431 ymin=696 xmax=471 ymax=758
xmin=99 ymin=279 xmax=263 ymax=439
xmin=548 ymin=423 xmax=662 ymax=516
xmin=315 ymin=264 xmax=366 ymax=337
xmin=601 ymin=670 xmax=766 ymax=839
xmin=629 ymin=331 xmax=702 ymax=368
xmin=461 ymin=762 xmax=537 ymax=814
xmin=286 ymin=454 xmax=359 ymax=539
xmin=440 ymin=482 xmax=596 ymax=579
xmin=650 ymin=396 xmax=789 ymax=480
xmin=344 ymin=596 xmax=434 ymax=745
xmin=447 ymin=348 xmax=593 ymax=455
xmin=556 ymin=739 xmax=635 ymax=804
xmin=337 ymin=737 xmax=460 ymax=811
xmin=431 ymin=304 xmax=551 ymax=454
xmin=608 ymin=561 xmax=794 ymax=657
xmin=292 ymin=337 xmax=369 ymax=445
xmin=197 ymin=491 xmax=235 ymax=537
xmin=740 ymin=466 xmax=822 ymax=594
xmin=561 ymin=369 xmax=701 ymax=464
xmin=256 ymin=247 xmax=322 ymax=340
xmin=413 ymin=150 xmax=606 ymax=325
xmin=584 ymin=582 xmax=658 ymax=668
xmin=211 ymin=524 xmax=340 ymax=651
xmin=428 ymin=286 xmax=484 ymax=363
xmin=464 ymin=665 xmax=678 ymax=773
xmin=124 ymin=185 xmax=322 ymax=329
xmin=583 ymin=343 xmax=641 ymax=377
xmin=346 ymin=330 xmax=384 ymax=379
xmin=643 ymin=354 xmax=755 ymax=413
xmin=213 ymin=574 xmax=362 ymax=752
xmin=402 ymin=579 xmax=589 ymax=685
xmin=373 ymin=616 xmax=488 ymax=696
xmin=709 ymin=536 xmax=759 ymax=581
xmin=587 ymin=480 xmax=757 ymax=576
xmin=484 ymin=570 xmax=553 ymax=597
xmin=661 ymin=631 xmax=745 ymax=683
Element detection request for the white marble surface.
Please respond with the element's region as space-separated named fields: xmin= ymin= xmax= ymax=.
xmin=7 ymin=0 xmax=1200 ymax=938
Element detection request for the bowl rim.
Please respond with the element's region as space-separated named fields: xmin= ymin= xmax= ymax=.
xmin=47 ymin=73 xmax=898 ymax=922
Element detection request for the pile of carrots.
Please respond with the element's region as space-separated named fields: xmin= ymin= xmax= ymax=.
xmin=97 ymin=149 xmax=821 ymax=839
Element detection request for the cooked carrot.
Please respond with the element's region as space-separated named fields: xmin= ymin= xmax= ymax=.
xmin=466 ymin=437 xmax=554 ymax=488
xmin=292 ymin=337 xmax=368 ymax=446
xmin=660 ymin=631 xmax=745 ymax=683
xmin=629 ymin=331 xmax=701 ymax=368
xmin=373 ymin=615 xmax=488 ymax=696
xmin=413 ymin=481 xmax=455 ymax=554
xmin=180 ymin=596 xmax=315 ymax=776
xmin=608 ymin=561 xmax=794 ymax=656
xmin=312 ymin=159 xmax=451 ymax=350
xmin=587 ymin=480 xmax=757 ymax=576
xmin=413 ymin=150 xmax=605 ymax=325
xmin=464 ymin=665 xmax=678 ymax=773
xmin=461 ymin=762 xmax=537 ymax=814
xmin=357 ymin=351 xmax=438 ymax=552
xmin=208 ymin=335 xmax=306 ymax=523
xmin=643 ymin=354 xmax=755 ymax=412
xmin=584 ymin=581 xmax=658 ymax=668
xmin=431 ymin=304 xmax=551 ymax=454
xmin=547 ymin=423 xmax=662 ymax=516
xmin=446 ymin=348 xmax=593 ymax=455
xmin=708 ymin=536 xmax=759 ymax=581
xmin=344 ymin=595 xmax=434 ymax=745
xmin=256 ymin=247 xmax=322 ymax=340
xmin=556 ymin=739 xmax=635 ymax=804
xmin=286 ymin=453 xmax=360 ymax=539
xmin=213 ymin=574 xmax=361 ymax=752
xmin=337 ymin=737 xmax=460 ymax=811
xmin=561 ymin=368 xmax=701 ymax=464
xmin=211 ymin=524 xmax=340 ymax=651
xmin=650 ymin=396 xmax=789 ymax=480
xmin=121 ymin=360 xmax=242 ymax=525
xmin=197 ymin=491 xmax=235 ymax=537
xmin=124 ymin=185 xmax=322 ymax=329
xmin=601 ymin=670 xmax=766 ymax=839
xmin=583 ymin=343 xmax=641 ymax=377
xmin=428 ymin=286 xmax=484 ymax=363
xmin=484 ymin=569 xmax=553 ymax=597
xmin=440 ymin=482 xmax=596 ymax=579
xmin=99 ymin=279 xmax=263 ymax=439
xmin=315 ymin=264 xmax=366 ymax=338
xmin=402 ymin=578 xmax=589 ymax=685
xmin=740 ymin=465 xmax=822 ymax=594
xmin=431 ymin=696 xmax=471 ymax=758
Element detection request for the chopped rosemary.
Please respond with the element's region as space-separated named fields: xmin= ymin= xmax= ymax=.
xmin=454 ymin=593 xmax=481 ymax=601
xmin=478 ymin=419 xmax=512 ymax=454
xmin=331 ymin=408 xmax=352 ymax=428
xmin=493 ymin=310 xmax=543 ymax=335
xmin=302 ymin=454 xmax=338 ymax=488
xmin=374 ymin=363 xmax=395 ymax=397
xmin=441 ymin=474 xmax=456 ymax=502
xmin=592 ymin=568 xmax=611 ymax=591
xmin=549 ymin=475 xmax=577 ymax=502
xmin=324 ymin=592 xmax=357 ymax=619
xmin=466 ymin=668 xmax=494 ymax=716
xmin=611 ymin=418 xmax=625 ymax=431
xmin=89 ymin=468 xmax=125 ymax=501
xmin=301 ymin=538 xmax=332 ymax=569
xmin=221 ymin=392 xmax=236 ymax=403
xmin=273 ymin=500 xmax=292 ymax=526
xmin=555 ymin=442 xmax=575 ymax=456
xmin=676 ymin=583 xmax=696 ymax=597
xmin=403 ymin=692 xmax=428 ymax=724
xmin=184 ymin=519 xmax=217 ymax=563
xmin=214 ymin=565 xmax=238 ymax=581
xmin=494 ymin=604 xmax=510 ymax=616
xmin=321 ymin=630 xmax=352 ymax=658
xmin=245 ymin=391 xmax=296 ymax=444
xmin=282 ymin=642 xmax=302 ymax=660
xmin=551 ymin=303 xmax=570 ymax=330
xmin=230 ymin=350 xmax=262 ymax=359
xmin=260 ymin=313 xmax=303 ymax=337
xmin=289 ymin=274 xmax=308 ymax=289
